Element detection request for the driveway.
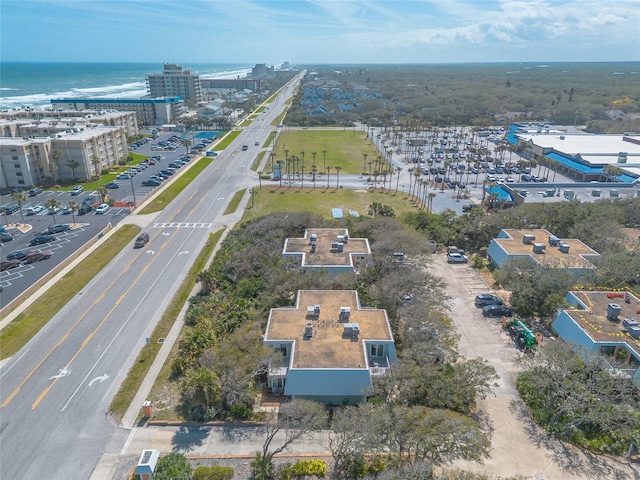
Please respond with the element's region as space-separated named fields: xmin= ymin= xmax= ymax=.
xmin=429 ymin=254 xmax=635 ymax=479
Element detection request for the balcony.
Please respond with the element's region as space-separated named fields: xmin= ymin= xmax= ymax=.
xmin=368 ymin=354 xmax=390 ymax=376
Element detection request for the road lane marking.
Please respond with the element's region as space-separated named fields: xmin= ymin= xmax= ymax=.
xmin=32 ymin=261 xmax=155 ymax=410
xmin=2 ymin=246 xmax=141 ymax=409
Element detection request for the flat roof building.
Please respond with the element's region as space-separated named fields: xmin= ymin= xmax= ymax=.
xmin=282 ymin=228 xmax=371 ymax=275
xmin=201 ymin=78 xmax=260 ymax=91
xmin=50 ymin=97 xmax=184 ymax=126
xmin=263 ymin=290 xmax=397 ymax=405
xmin=487 ymin=228 xmax=600 ymax=275
xmin=0 ymin=126 xmax=128 ymax=188
xmin=552 ymin=289 xmax=640 ymax=387
xmin=146 ymin=63 xmax=202 ymax=103
xmin=514 ymin=128 xmax=640 ymax=184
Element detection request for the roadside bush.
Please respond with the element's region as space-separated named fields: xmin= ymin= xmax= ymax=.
xmin=193 ymin=465 xmax=234 ymax=480
xmin=153 ymin=452 xmax=192 ymax=480
xmin=290 ymin=458 xmax=327 ymax=477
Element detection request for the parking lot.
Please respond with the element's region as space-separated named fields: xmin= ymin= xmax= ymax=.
xmin=427 ymin=253 xmax=634 ymax=478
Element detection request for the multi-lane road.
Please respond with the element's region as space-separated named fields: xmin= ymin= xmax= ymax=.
xmin=0 ymin=72 xmax=304 ymax=479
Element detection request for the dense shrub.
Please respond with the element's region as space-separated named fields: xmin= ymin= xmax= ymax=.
xmin=192 ymin=465 xmax=234 ymax=480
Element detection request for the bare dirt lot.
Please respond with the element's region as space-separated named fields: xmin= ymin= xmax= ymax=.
xmin=428 ymin=254 xmax=636 ymax=479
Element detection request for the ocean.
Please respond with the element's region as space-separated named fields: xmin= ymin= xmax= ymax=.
xmin=0 ymin=62 xmax=254 ymax=110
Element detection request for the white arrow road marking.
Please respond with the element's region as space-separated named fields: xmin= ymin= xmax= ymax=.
xmin=146 ymin=250 xmax=155 ymax=254
xmin=178 ymin=251 xmax=189 ymax=255
xmin=88 ymin=373 xmax=109 ymax=386
xmin=162 ymin=232 xmax=170 ymax=236
xmin=49 ymin=367 xmax=71 ymax=379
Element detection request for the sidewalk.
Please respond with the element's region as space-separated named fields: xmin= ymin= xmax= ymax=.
xmin=90 ymin=188 xmax=259 ymax=480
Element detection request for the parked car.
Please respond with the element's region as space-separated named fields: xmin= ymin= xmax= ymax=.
xmin=447 ymin=253 xmax=469 ymax=263
xmin=95 ymin=203 xmax=110 ymax=214
xmin=142 ymin=179 xmax=161 ymax=187
xmin=70 ymin=185 xmax=84 ymax=196
xmin=47 ymin=224 xmax=70 ymax=234
xmin=482 ymin=305 xmax=512 ymax=317
xmin=0 ymin=259 xmax=20 ymax=271
xmin=104 ymin=181 xmax=120 ymax=189
xmin=6 ymin=250 xmax=30 ymax=261
xmin=1 ymin=204 xmax=19 ymax=215
xmin=78 ymin=204 xmax=93 ymax=215
xmin=116 ymin=173 xmax=131 ymax=180
xmin=0 ymin=232 xmax=13 ymax=242
xmin=82 ymin=195 xmax=97 ymax=205
xmin=47 ymin=206 xmax=61 ymax=215
xmin=29 ymin=234 xmax=57 ymax=246
xmin=28 ymin=187 xmax=43 ymax=196
xmin=134 ymin=232 xmax=150 ymax=248
xmin=25 ymin=205 xmax=45 ymax=216
xmin=475 ymin=293 xmax=504 ymax=307
xmin=462 ymin=204 xmax=475 ymax=213
xmin=23 ymin=250 xmax=53 ymax=264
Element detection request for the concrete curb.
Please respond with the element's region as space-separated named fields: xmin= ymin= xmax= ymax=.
xmin=91 ymin=189 xmax=254 ymax=480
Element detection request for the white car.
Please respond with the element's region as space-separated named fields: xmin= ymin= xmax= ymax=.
xmin=447 ymin=253 xmax=469 ymax=264
xmin=70 ymin=185 xmax=84 ymax=196
xmin=25 ymin=205 xmax=45 ymax=215
xmin=95 ymin=203 xmax=110 ymax=214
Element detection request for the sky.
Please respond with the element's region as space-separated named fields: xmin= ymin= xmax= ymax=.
xmin=1 ymin=0 xmax=639 ymax=64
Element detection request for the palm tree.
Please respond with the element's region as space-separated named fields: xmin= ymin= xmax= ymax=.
xmin=395 ymin=166 xmax=403 ymax=194
xmin=427 ymin=192 xmax=436 ymax=212
xmin=67 ymin=200 xmax=79 ymax=226
xmin=51 ymin=149 xmax=62 ymax=183
xmin=311 ymin=164 xmax=317 ymax=189
xmin=11 ymin=192 xmax=27 ymax=225
xmin=257 ymin=170 xmax=263 ymax=190
xmin=66 ymin=158 xmax=81 ymax=183
xmin=183 ymin=138 xmax=191 ymax=155
xmin=97 ymin=186 xmax=108 ymax=204
xmin=322 ymin=150 xmax=327 ymax=172
xmin=362 ymin=153 xmax=368 ymax=175
xmin=326 ymin=166 xmax=331 ymax=188
xmin=45 ymin=198 xmax=61 ymax=224
xmin=91 ymin=155 xmax=102 ymax=189
xmin=277 ymin=160 xmax=285 ymax=188
xmin=335 ymin=166 xmax=341 ymax=189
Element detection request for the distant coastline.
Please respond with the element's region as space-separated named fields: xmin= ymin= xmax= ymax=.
xmin=0 ymin=62 xmax=254 ymax=110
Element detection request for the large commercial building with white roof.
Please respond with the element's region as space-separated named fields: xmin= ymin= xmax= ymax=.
xmin=513 ymin=126 xmax=640 ymax=184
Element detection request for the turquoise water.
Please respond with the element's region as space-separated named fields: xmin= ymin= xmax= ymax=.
xmin=0 ymin=62 xmax=253 ymax=110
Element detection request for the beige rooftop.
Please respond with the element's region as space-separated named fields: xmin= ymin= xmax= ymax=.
xmin=265 ymin=290 xmax=392 ymax=369
xmin=567 ymin=290 xmax=640 ymax=357
xmin=283 ymin=228 xmax=370 ymax=268
xmin=496 ymin=229 xmax=599 ymax=268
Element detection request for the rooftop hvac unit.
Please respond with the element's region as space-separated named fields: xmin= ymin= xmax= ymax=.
xmin=310 ymin=243 xmax=316 ymax=253
xmin=548 ymin=235 xmax=560 ymax=246
xmin=523 ymin=234 xmax=536 ymax=244
xmin=332 ymin=242 xmax=344 ymax=253
xmin=314 ymin=304 xmax=321 ymax=315
xmin=337 ymin=235 xmax=345 ymax=243
xmin=532 ymin=243 xmax=546 ymax=254
xmin=628 ymin=326 xmax=640 ymax=339
xmin=607 ymin=303 xmax=622 ymax=320
xmin=304 ymin=322 xmax=313 ymax=337
xmin=623 ymin=318 xmax=639 ymax=330
xmin=558 ymin=242 xmax=570 ymax=253
xmin=309 ymin=233 xmax=317 ymax=245
xmin=343 ymin=322 xmax=360 ymax=337
xmin=339 ymin=307 xmax=351 ymax=321
xmin=343 ymin=233 xmax=349 ymax=243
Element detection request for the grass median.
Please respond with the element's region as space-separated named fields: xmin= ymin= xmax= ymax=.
xmin=109 ymin=229 xmax=223 ymax=420
xmin=0 ymin=224 xmax=140 ymax=359
xmin=138 ymin=156 xmax=213 ymax=215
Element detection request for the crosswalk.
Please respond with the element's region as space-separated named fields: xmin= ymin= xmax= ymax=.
xmin=151 ymin=222 xmax=213 ymax=229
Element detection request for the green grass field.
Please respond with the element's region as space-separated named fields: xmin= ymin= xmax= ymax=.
xmin=275 ymin=129 xmax=385 ymax=175
xmin=243 ymin=184 xmax=421 ymax=222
